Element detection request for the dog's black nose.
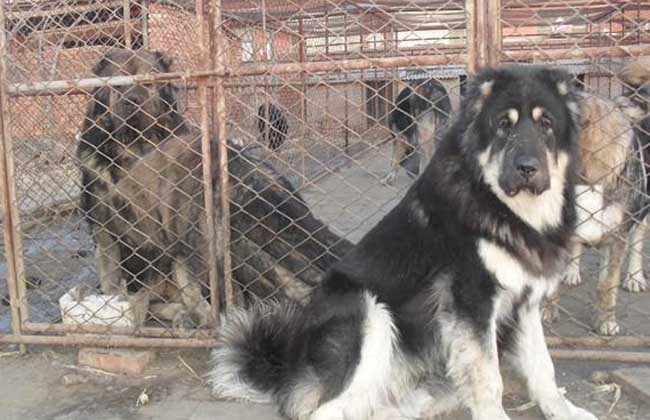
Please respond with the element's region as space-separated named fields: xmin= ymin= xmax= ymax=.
xmin=516 ymin=156 xmax=540 ymax=179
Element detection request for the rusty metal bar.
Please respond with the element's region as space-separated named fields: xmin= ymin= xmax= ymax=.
xmin=8 ymin=71 xmax=214 ymax=96
xmin=212 ymin=0 xmax=234 ymax=307
xmin=7 ymin=55 xmax=467 ymax=97
xmin=475 ymin=0 xmax=489 ymax=70
xmin=546 ymin=335 xmax=650 ymax=348
xmin=487 ymin=0 xmax=502 ymax=67
xmin=262 ymin=0 xmax=271 ymax=149
xmin=23 ymin=321 xmax=213 ymax=339
xmin=123 ymin=0 xmax=132 ymax=48
xmin=0 ymin=334 xmax=217 ymax=348
xmin=503 ymin=44 xmax=650 ymax=62
xmin=466 ymin=0 xmax=479 ymax=74
xmin=142 ymin=0 xmax=149 ymax=48
xmin=550 ymin=349 xmax=650 ymax=363
xmin=468 ymin=0 xmax=500 ymax=72
xmin=197 ymin=0 xmax=221 ymax=324
xmin=0 ymin=3 xmax=28 ymax=351
xmin=299 ymin=16 xmax=307 ymax=122
xmin=10 ymin=44 xmax=650 ymax=97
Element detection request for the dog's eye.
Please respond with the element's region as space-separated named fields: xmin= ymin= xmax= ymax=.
xmin=498 ymin=116 xmax=511 ymax=129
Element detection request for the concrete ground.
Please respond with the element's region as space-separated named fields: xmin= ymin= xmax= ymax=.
xmin=0 ymin=347 xmax=648 ymax=420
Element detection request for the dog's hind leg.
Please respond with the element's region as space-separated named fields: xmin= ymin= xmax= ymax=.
xmin=595 ymin=236 xmax=625 ymax=335
xmin=624 ymin=216 xmax=648 ymax=292
xmin=504 ymin=303 xmax=598 ymax=420
xmin=309 ymin=293 xmax=397 ymax=420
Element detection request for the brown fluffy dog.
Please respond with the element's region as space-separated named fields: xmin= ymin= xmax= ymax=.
xmin=77 ymin=49 xmax=352 ymax=328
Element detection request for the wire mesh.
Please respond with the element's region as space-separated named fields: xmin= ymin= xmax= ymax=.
xmin=0 ymin=0 xmax=647 ymax=349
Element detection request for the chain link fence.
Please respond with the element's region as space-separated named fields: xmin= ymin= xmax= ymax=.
xmin=0 ymin=0 xmax=648 ymax=351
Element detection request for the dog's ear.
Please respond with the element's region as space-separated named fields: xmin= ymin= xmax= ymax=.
xmin=467 ymin=67 xmax=502 ymax=96
xmin=620 ymin=57 xmax=650 ymax=87
xmin=158 ymin=81 xmax=186 ymax=132
xmin=538 ymin=67 xmax=576 ymax=98
xmin=538 ymin=68 xmax=582 ymax=145
xmin=92 ymin=50 xmax=121 ymax=77
xmin=461 ymin=67 xmax=505 ymax=117
xmin=92 ymin=57 xmax=109 ymax=77
xmin=84 ymin=87 xmax=112 ymax=130
xmin=153 ymin=51 xmax=174 ymax=73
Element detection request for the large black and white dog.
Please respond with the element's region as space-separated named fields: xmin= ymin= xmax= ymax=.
xmin=383 ymin=78 xmax=452 ymax=185
xmin=258 ymin=101 xmax=289 ymax=150
xmin=209 ymin=66 xmax=597 ymax=420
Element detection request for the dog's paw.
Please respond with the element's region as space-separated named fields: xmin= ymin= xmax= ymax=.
xmin=191 ymin=303 xmax=213 ymax=328
xmin=562 ymin=267 xmax=582 ymax=287
xmin=566 ymin=406 xmax=599 ymax=420
xmin=542 ymin=303 xmax=560 ymax=325
xmin=595 ymin=317 xmax=620 ymax=336
xmin=371 ymin=407 xmax=411 ymax=420
xmin=172 ymin=310 xmax=196 ymax=330
xmin=381 ymin=172 xmax=397 ymax=186
xmin=622 ymin=272 xmax=648 ymax=293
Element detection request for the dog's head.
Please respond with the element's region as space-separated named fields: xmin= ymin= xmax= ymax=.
xmin=462 ymin=66 xmax=580 ymax=201
xmin=621 ymin=57 xmax=650 ymax=112
xmin=88 ymin=49 xmax=185 ymax=143
xmin=410 ymin=79 xmax=451 ymax=113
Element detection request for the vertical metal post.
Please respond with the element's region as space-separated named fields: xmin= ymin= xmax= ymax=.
xmin=196 ymin=0 xmax=220 ymax=322
xmin=466 ymin=0 xmax=478 ymax=74
xmin=344 ymin=13 xmax=349 ymax=154
xmin=211 ymin=0 xmax=234 ymax=307
xmin=486 ymin=0 xmax=502 ymax=68
xmin=466 ymin=0 xmax=501 ymax=74
xmin=298 ymin=17 xmax=307 ymax=122
xmin=298 ymin=16 xmax=307 ymax=185
xmin=142 ymin=0 xmax=150 ymax=48
xmin=261 ymin=0 xmax=270 ymax=148
xmin=0 ymin=3 xmax=28 ymax=352
xmin=123 ymin=0 xmax=132 ymax=48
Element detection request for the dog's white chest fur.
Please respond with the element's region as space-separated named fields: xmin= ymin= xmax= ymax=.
xmin=477 ymin=239 xmax=553 ymax=298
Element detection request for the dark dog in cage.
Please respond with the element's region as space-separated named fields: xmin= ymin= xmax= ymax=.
xmin=543 ymin=59 xmax=650 ymax=336
xmin=77 ymin=49 xmax=353 ymax=328
xmin=257 ymin=101 xmax=288 ymax=150
xmin=382 ymin=78 xmax=452 ymax=185
xmin=210 ymin=66 xmax=599 ymax=420
xmin=76 ymin=49 xmax=183 ymax=305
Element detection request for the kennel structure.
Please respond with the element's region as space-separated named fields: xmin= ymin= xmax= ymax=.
xmin=0 ymin=0 xmax=648 ymax=350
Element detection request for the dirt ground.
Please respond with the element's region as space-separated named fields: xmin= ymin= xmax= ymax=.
xmin=0 ymin=346 xmax=648 ymax=420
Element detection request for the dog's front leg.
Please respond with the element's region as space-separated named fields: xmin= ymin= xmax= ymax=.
xmin=595 ymin=237 xmax=625 ymax=336
xmin=441 ymin=317 xmax=510 ymax=420
xmin=504 ymin=303 xmax=598 ymax=420
xmin=95 ymin=230 xmax=125 ymax=295
xmin=174 ymin=260 xmax=212 ymax=328
xmin=382 ymin=134 xmax=406 ymax=186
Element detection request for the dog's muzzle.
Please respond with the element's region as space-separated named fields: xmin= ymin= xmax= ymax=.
xmin=499 ymin=131 xmax=551 ymax=196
